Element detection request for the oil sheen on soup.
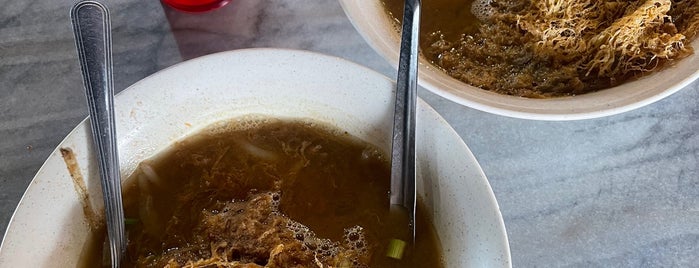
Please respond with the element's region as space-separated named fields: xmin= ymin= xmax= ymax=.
xmin=383 ymin=0 xmax=699 ymax=98
xmin=83 ymin=118 xmax=444 ymax=267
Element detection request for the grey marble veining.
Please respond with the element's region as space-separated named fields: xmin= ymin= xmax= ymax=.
xmin=1 ymin=0 xmax=697 ymax=267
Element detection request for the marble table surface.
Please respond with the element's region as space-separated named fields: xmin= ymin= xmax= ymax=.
xmin=1 ymin=0 xmax=698 ymax=267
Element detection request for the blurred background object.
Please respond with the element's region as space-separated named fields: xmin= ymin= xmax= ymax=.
xmin=161 ymin=0 xmax=230 ymax=13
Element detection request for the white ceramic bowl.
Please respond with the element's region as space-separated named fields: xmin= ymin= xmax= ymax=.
xmin=339 ymin=1 xmax=699 ymax=120
xmin=0 ymin=49 xmax=510 ymax=267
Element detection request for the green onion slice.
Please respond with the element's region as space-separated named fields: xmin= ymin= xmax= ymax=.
xmin=386 ymin=238 xmax=407 ymax=260
xmin=124 ymin=218 xmax=139 ymax=225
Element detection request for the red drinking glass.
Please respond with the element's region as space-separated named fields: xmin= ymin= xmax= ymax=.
xmin=162 ymin=0 xmax=231 ymax=13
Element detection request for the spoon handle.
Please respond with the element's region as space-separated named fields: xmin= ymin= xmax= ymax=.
xmin=391 ymin=0 xmax=421 ymax=241
xmin=70 ymin=1 xmax=125 ymax=267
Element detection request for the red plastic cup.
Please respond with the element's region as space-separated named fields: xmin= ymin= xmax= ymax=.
xmin=162 ymin=0 xmax=231 ymax=13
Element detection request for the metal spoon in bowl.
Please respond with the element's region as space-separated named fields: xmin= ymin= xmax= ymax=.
xmin=390 ymin=0 xmax=421 ymax=244
xmin=70 ymin=1 xmax=126 ymax=267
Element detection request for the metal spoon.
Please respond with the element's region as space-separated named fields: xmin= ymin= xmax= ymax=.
xmin=70 ymin=1 xmax=125 ymax=267
xmin=390 ymin=0 xmax=421 ymax=242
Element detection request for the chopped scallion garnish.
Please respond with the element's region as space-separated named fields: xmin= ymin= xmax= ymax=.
xmin=386 ymin=238 xmax=406 ymax=260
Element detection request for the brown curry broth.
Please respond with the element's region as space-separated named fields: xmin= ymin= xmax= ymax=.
xmin=85 ymin=119 xmax=444 ymax=267
xmin=382 ymin=0 xmax=598 ymax=97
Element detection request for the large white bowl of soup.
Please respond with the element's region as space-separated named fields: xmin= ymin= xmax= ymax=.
xmin=339 ymin=0 xmax=699 ymax=120
xmin=0 ymin=49 xmax=511 ymax=267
